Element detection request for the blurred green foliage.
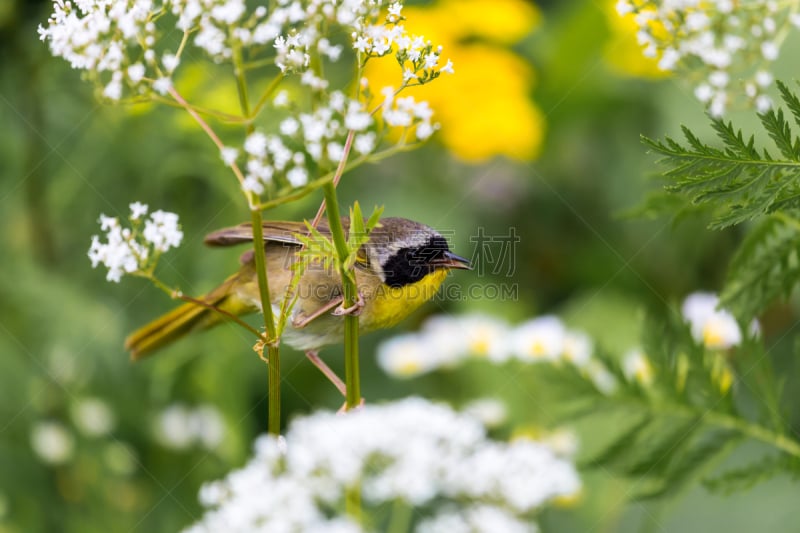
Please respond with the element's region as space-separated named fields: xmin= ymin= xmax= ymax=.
xmin=3 ymin=0 xmax=800 ymax=532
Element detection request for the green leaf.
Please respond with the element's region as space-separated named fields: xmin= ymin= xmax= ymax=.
xmin=581 ymin=416 xmax=651 ymax=469
xmin=720 ymin=214 xmax=800 ymax=320
xmin=703 ymin=454 xmax=798 ymax=495
xmin=636 ymin=429 xmax=739 ymax=500
xmin=642 ymin=83 xmax=800 ymax=228
xmin=295 ymin=222 xmax=338 ymax=271
xmin=344 ymin=203 xmax=383 ymax=270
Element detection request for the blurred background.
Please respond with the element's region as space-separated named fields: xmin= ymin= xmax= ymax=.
xmin=2 ymin=0 xmax=800 ymax=531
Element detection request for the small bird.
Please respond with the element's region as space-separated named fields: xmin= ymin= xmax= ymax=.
xmin=125 ymin=217 xmax=470 ymax=394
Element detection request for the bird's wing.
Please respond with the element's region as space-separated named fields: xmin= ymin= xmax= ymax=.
xmin=204 ymin=221 xmax=334 ymax=247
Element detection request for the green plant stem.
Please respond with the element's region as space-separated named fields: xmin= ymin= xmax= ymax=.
xmin=233 ymin=49 xmax=282 ymax=435
xmin=322 ymin=180 xmax=360 ymax=409
xmin=387 ymin=499 xmax=412 ymax=533
xmin=345 ymin=485 xmax=362 ymax=526
xmin=251 ymin=207 xmax=282 ymax=435
xmin=249 ymin=73 xmax=284 ymax=120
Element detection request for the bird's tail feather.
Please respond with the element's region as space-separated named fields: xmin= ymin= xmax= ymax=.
xmin=125 ymin=274 xmax=245 ymax=360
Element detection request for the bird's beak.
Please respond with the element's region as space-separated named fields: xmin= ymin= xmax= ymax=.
xmin=433 ymin=251 xmax=472 ymax=270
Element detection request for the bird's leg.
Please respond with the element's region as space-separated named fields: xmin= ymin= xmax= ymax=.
xmin=332 ymin=290 xmax=365 ymax=317
xmin=292 ymin=296 xmax=344 ymax=329
xmin=305 ymin=350 xmax=365 ymax=413
xmin=305 ymin=350 xmax=347 ymax=397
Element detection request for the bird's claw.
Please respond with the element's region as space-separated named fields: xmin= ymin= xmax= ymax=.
xmin=333 ymin=291 xmax=365 ymax=317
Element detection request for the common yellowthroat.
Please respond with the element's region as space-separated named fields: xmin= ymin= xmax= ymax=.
xmin=125 ymin=217 xmax=471 ymax=364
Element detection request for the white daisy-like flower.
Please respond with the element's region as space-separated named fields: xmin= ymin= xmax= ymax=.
xmin=681 ymin=292 xmax=743 ymax=349
xmin=512 ymin=316 xmax=566 ymax=361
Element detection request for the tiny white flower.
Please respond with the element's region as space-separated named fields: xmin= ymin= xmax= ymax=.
xmin=143 ymin=210 xmax=183 ymax=252
xmin=103 ymin=78 xmax=122 ymax=100
xmin=755 ymin=70 xmax=773 ymax=88
xmin=681 ymin=292 xmax=743 ymax=349
xmin=377 ymin=334 xmax=431 ymax=377
xmin=70 ymin=397 xmax=115 ymax=437
xmin=761 ymin=41 xmax=778 ymax=60
xmin=153 ymin=76 xmax=172 ymax=95
xmin=353 ymin=132 xmax=376 ymax=154
xmin=694 ymin=83 xmax=713 ymax=103
xmin=155 ymin=404 xmax=194 ymax=450
xmin=562 ymin=331 xmax=592 ymax=367
xmin=162 ymin=53 xmax=179 ymax=73
xmin=615 ymin=0 xmax=633 ymax=16
xmin=244 ymin=132 xmax=268 ymax=157
xmin=586 ymin=359 xmax=618 ymax=395
xmin=658 ymin=48 xmax=680 ymax=71
xmin=513 ymin=316 xmax=565 ymax=361
xmin=416 ymin=121 xmax=435 ymax=140
xmin=756 ymin=94 xmax=772 ymax=114
xmin=327 ymin=142 xmax=344 ymax=162
xmin=243 ymin=175 xmax=265 ymax=195
xmin=129 ymin=201 xmax=148 ymax=220
xmin=220 ymin=147 xmax=238 ymax=166
xmin=463 ymin=398 xmax=507 ymax=428
xmin=440 ymin=58 xmax=454 ymax=74
xmin=622 ymin=348 xmax=654 ymax=386
xmin=709 ymin=70 xmax=729 ymax=88
xmin=31 ymin=422 xmax=75 ymax=465
xmin=709 ymin=92 xmax=727 ymax=117
xmin=280 ymin=117 xmax=300 ymax=136
xmin=286 ymin=166 xmax=308 ymax=187
xmin=273 ymin=90 xmax=290 ymax=107
xmin=127 ymin=63 xmax=145 ymax=82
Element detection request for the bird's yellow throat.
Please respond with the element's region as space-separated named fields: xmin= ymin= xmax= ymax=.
xmin=364 ymin=269 xmax=450 ymax=329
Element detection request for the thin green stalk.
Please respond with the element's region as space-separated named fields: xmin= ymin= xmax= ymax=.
xmin=322 ymin=180 xmax=360 ymax=409
xmin=345 ymin=485 xmax=362 ymax=526
xmin=233 ymin=48 xmax=282 ymax=434
xmin=387 ymin=499 xmax=412 ymax=533
xmin=249 ymin=73 xmax=285 ymax=120
xmin=251 ymin=207 xmax=282 ymax=435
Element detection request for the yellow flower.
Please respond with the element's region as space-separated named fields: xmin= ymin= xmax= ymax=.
xmin=364 ymin=0 xmax=544 ymax=162
xmin=603 ymin=0 xmax=668 ymax=79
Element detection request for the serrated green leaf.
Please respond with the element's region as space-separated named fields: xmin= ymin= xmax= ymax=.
xmin=703 ymin=454 xmax=796 ymax=495
xmin=642 ymin=84 xmax=800 ymax=228
xmin=634 ymin=429 xmax=739 ymax=501
xmin=720 ymin=214 xmax=800 ymax=319
xmin=581 ymin=416 xmax=651 ymax=469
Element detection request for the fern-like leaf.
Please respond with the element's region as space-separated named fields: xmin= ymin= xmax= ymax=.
xmin=703 ymin=454 xmax=799 ymax=495
xmin=720 ymin=214 xmax=800 ymax=320
xmin=643 ymin=83 xmax=800 ymax=228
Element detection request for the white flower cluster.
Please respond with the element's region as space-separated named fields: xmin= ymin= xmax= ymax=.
xmin=154 ymin=403 xmax=226 ymax=451
xmin=381 ymin=88 xmax=438 ymax=140
xmin=38 ymin=0 xmax=161 ymax=100
xmin=377 ymin=313 xmax=621 ymax=393
xmin=353 ymin=1 xmax=454 ymax=84
xmin=41 ymin=1 xmax=452 ymax=199
xmin=681 ymin=291 xmax=754 ymax=350
xmin=184 ymin=398 xmax=579 ymax=533
xmin=39 ymin=0 xmax=452 ymax=102
xmin=236 ymin=91 xmax=377 ymax=195
xmin=616 ymin=0 xmax=795 ymax=115
xmin=88 ymin=202 xmax=183 ymax=282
